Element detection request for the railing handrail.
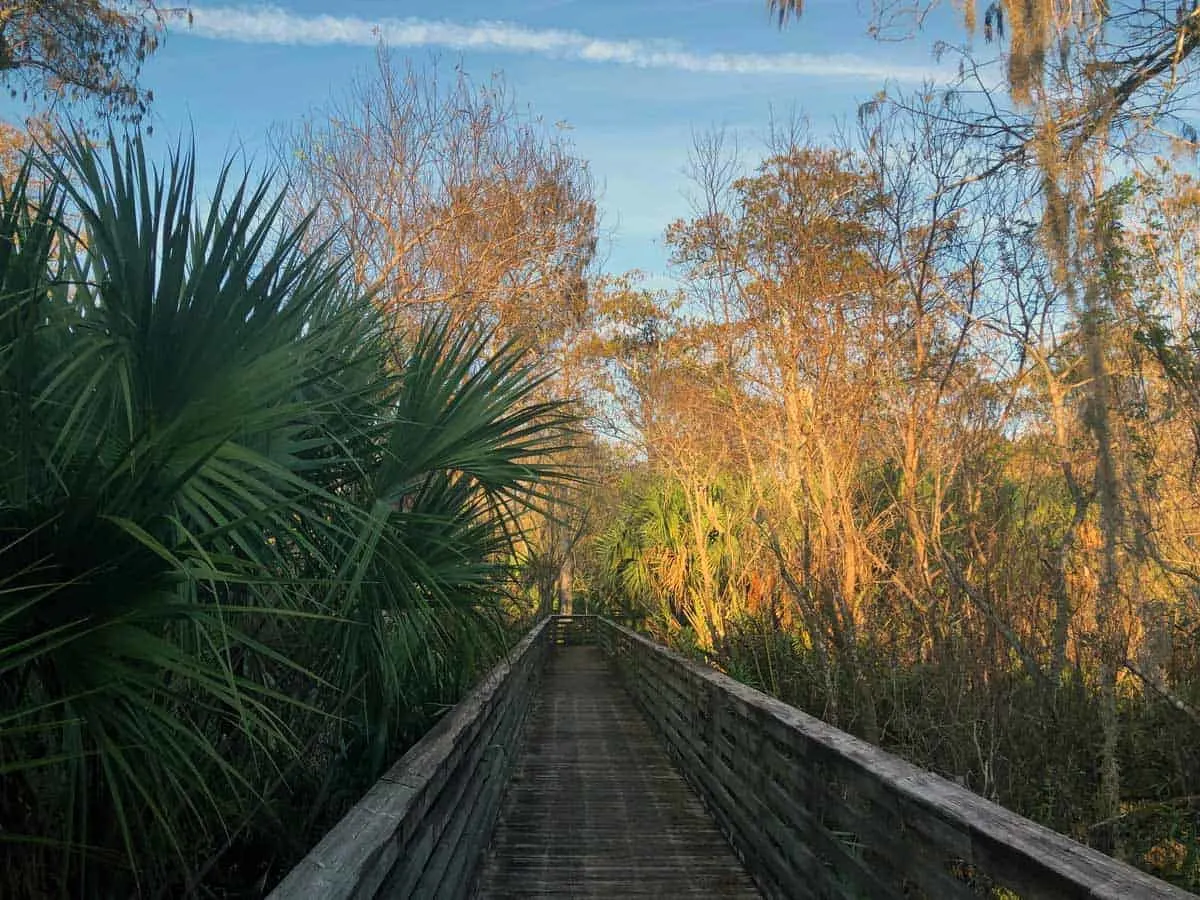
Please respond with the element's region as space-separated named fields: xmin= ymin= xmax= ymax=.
xmin=597 ymin=617 xmax=1191 ymax=899
xmin=268 ymin=616 xmax=554 ymax=900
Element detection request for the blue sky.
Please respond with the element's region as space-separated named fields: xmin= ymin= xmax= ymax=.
xmin=129 ymin=1 xmax=963 ymax=282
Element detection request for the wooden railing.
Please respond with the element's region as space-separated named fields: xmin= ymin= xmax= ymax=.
xmin=270 ymin=614 xmax=1192 ymax=899
xmin=552 ymin=612 xmax=596 ymax=645
xmin=594 ymin=616 xmax=1192 ymax=900
xmin=268 ymin=617 xmax=553 ymax=900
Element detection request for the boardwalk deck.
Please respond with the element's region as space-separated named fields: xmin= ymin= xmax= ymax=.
xmin=472 ymin=645 xmax=761 ymax=899
xmin=274 ymin=617 xmax=1193 ymax=900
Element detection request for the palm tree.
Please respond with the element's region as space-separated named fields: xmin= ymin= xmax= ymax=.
xmin=0 ymin=132 xmax=578 ymax=896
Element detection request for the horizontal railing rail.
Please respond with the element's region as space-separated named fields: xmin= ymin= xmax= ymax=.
xmin=596 ymin=617 xmax=1191 ymax=900
xmin=268 ymin=616 xmax=554 ymax=900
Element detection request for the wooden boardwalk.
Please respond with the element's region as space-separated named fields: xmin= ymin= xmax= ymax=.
xmin=273 ymin=617 xmax=1193 ymax=900
xmin=472 ymin=645 xmax=761 ymax=898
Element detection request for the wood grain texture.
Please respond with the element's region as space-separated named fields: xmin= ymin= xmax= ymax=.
xmin=472 ymin=644 xmax=761 ymax=898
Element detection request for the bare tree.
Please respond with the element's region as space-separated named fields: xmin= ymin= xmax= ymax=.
xmin=0 ymin=1 xmax=183 ymax=122
xmin=276 ymin=51 xmax=597 ymax=369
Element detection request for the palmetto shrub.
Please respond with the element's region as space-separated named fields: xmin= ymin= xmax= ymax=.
xmin=0 ymin=133 xmax=575 ymax=896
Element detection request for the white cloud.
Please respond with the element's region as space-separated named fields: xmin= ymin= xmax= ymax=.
xmin=185 ymin=6 xmax=949 ymax=83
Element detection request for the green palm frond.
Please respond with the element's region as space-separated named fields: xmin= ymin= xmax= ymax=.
xmin=1 ymin=129 xmax=577 ymax=897
xmin=0 ymin=131 xmax=382 ymax=895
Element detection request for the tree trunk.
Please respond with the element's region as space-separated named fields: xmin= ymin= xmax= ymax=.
xmin=557 ymin=553 xmax=574 ymax=615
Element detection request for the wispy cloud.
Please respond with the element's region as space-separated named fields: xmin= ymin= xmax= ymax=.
xmin=184 ymin=6 xmax=948 ymax=83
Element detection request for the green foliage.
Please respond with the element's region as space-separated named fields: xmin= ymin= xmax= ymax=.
xmin=0 ymin=132 xmax=576 ymax=895
xmin=592 ymin=473 xmax=758 ymax=646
